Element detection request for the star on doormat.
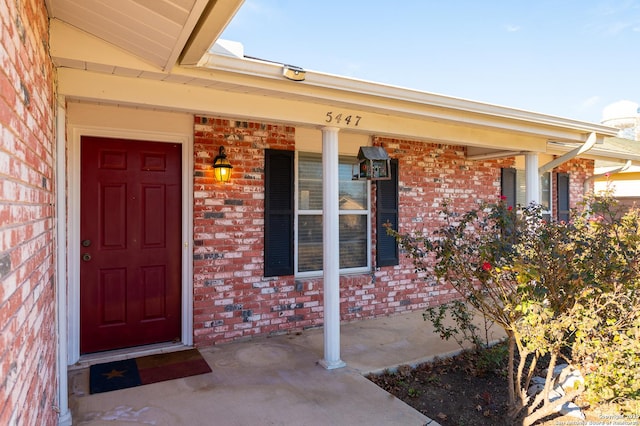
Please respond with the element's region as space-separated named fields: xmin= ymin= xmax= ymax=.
xmin=89 ymin=358 xmax=141 ymax=393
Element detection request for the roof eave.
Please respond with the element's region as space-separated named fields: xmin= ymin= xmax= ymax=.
xmin=196 ymin=51 xmax=619 ymax=139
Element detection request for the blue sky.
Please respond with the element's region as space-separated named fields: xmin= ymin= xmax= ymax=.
xmin=220 ymin=0 xmax=640 ymax=124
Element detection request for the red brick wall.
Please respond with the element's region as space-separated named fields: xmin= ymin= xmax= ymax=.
xmin=0 ymin=1 xmax=57 ymax=425
xmin=366 ymin=137 xmax=515 ymax=314
xmin=549 ymin=158 xmax=594 ymax=220
xmin=192 ymin=116 xmax=513 ymax=346
xmin=193 ymin=117 xmax=299 ymax=346
xmin=556 ymin=158 xmax=594 ymax=210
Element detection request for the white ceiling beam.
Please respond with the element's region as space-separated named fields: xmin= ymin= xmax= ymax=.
xmin=467 ymin=150 xmax=529 ymax=161
xmin=180 ymin=0 xmax=245 ymax=66
xmin=163 ymin=0 xmax=211 ymax=71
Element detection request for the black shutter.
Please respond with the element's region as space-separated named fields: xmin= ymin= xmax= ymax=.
xmin=376 ymin=159 xmax=399 ymax=267
xmin=264 ymin=149 xmax=294 ymax=277
xmin=501 ymin=168 xmax=517 ymax=209
xmin=557 ymin=173 xmax=570 ymax=222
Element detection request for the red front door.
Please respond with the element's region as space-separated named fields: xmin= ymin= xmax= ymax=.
xmin=80 ymin=136 xmax=182 ymax=354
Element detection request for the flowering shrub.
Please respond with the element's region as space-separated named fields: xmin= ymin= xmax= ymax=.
xmin=389 ymin=192 xmax=640 ymax=425
xmin=567 ymin=197 xmax=640 ymax=409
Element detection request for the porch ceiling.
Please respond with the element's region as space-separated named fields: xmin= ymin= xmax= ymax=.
xmin=45 ymin=0 xmax=244 ymax=71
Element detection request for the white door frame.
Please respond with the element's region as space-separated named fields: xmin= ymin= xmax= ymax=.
xmin=66 ymin=125 xmax=194 ymax=364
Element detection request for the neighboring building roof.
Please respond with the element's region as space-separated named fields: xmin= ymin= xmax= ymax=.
xmin=594 ymin=137 xmax=640 ymax=173
xmin=593 ymin=137 xmax=640 ymax=200
xmin=600 ymin=137 xmax=640 ymax=159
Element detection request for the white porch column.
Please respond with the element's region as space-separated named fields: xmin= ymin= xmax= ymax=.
xmin=319 ymin=127 xmax=346 ymax=370
xmin=55 ymin=97 xmax=72 ymax=425
xmin=525 ymin=153 xmax=540 ymax=205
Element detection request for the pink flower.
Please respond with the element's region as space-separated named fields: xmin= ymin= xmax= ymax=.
xmin=500 ymin=195 xmax=507 ymax=201
xmin=507 ymin=206 xmax=513 ymax=211
xmin=482 ymin=262 xmax=492 ymax=271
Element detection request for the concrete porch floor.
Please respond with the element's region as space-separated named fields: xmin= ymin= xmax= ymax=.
xmin=68 ymin=311 xmax=503 ymax=425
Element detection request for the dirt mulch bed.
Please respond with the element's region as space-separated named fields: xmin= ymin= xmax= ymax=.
xmin=367 ymin=343 xmax=624 ymax=426
xmin=368 ymin=345 xmax=512 ymax=425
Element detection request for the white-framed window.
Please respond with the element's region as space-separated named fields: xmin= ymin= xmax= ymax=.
xmin=515 ymin=169 xmax=552 ymax=216
xmin=295 ymin=152 xmax=371 ymax=276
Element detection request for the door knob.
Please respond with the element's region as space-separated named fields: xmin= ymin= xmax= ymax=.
xmin=82 ymin=253 xmax=92 ymax=262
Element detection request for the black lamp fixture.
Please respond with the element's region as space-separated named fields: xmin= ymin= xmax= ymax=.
xmin=213 ymin=146 xmax=233 ymax=183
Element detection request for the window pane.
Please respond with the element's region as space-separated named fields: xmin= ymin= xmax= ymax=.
xmin=516 ymin=170 xmax=526 ymax=206
xmin=339 ymin=215 xmax=367 ymax=269
xmin=540 ymin=172 xmax=550 ymax=211
xmin=297 ymin=152 xmax=369 ymax=274
xmin=339 ymin=159 xmax=366 ymax=210
xmin=516 ymin=170 xmax=551 ymax=211
xmin=298 ymin=215 xmax=323 ymax=272
xmin=297 ymin=214 xmax=368 ymax=272
xmin=298 ymin=153 xmax=322 ymax=210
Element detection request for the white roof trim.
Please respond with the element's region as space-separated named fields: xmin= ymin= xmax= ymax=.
xmin=197 ymin=51 xmax=619 ymax=139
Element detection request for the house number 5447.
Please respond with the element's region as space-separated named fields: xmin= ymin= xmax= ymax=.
xmin=325 ymin=112 xmax=362 ymax=126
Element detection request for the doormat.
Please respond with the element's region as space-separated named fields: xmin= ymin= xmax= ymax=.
xmin=89 ymin=349 xmax=211 ymax=394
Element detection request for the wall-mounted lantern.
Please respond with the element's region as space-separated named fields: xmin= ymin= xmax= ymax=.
xmin=353 ymin=146 xmax=391 ymax=181
xmin=213 ymin=146 xmax=233 ymax=183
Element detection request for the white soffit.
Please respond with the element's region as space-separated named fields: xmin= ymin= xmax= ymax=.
xmin=45 ymin=0 xmax=243 ymax=71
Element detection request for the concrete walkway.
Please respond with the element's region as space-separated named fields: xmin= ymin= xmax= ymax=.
xmin=69 ymin=311 xmax=503 ymax=425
